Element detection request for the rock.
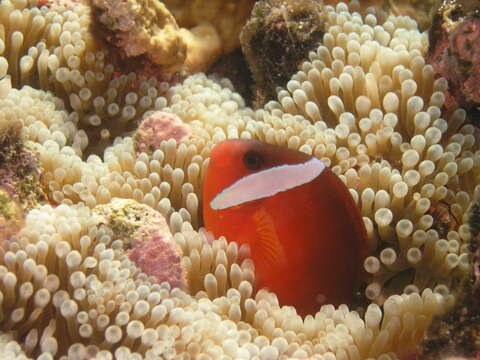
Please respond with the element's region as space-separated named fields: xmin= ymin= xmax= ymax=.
xmin=240 ymin=0 xmax=327 ymax=107
xmin=427 ymin=0 xmax=480 ymax=126
xmin=0 ymin=186 xmax=23 ymax=244
xmin=94 ymin=198 xmax=187 ymax=289
xmin=133 ymin=111 xmax=191 ymax=155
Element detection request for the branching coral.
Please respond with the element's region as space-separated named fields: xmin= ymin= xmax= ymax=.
xmin=0 ymin=1 xmax=479 ymax=359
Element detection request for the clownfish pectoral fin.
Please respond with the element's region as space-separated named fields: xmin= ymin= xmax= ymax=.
xmin=251 ymin=208 xmax=286 ymax=269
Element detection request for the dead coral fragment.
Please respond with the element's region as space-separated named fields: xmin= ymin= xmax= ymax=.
xmin=240 ymin=0 xmax=327 ymax=106
xmin=94 ymin=198 xmax=187 ymax=289
xmin=133 ymin=111 xmax=191 ymax=155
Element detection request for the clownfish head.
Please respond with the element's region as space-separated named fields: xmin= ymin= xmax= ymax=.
xmin=204 ymin=140 xmax=326 ymax=211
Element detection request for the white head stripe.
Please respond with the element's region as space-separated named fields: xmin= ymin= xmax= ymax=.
xmin=210 ymin=157 xmax=326 ymax=210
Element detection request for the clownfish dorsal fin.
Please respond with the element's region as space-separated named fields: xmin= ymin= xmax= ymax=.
xmin=251 ymin=208 xmax=285 ymax=269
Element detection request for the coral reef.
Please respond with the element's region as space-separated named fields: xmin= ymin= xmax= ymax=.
xmin=0 ymin=0 xmax=479 ymax=359
xmin=427 ymin=0 xmax=480 ymax=124
xmin=92 ymin=0 xmax=255 ymax=75
xmin=240 ymin=0 xmax=327 ymax=106
xmin=92 ymin=0 xmax=188 ymax=74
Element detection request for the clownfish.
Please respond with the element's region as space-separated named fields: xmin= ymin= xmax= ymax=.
xmin=203 ymin=140 xmax=369 ymax=316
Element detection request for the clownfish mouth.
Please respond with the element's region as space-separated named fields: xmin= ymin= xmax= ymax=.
xmin=210 ymin=157 xmax=326 ymax=210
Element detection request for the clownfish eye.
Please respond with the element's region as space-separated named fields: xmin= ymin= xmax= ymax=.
xmin=243 ymin=150 xmax=264 ymax=170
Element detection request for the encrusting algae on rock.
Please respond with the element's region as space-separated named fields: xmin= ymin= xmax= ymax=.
xmin=92 ymin=0 xmax=255 ymax=75
xmin=0 ymin=186 xmax=24 ymax=244
xmin=94 ymin=198 xmax=187 ymax=289
xmin=240 ymin=0 xmax=328 ymax=106
xmin=0 ymin=0 xmax=479 ymax=359
xmin=133 ymin=111 xmax=191 ymax=156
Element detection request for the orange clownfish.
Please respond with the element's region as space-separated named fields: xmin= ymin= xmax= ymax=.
xmin=203 ymin=140 xmax=369 ymax=316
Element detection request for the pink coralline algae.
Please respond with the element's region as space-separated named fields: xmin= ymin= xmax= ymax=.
xmin=451 ymin=19 xmax=480 ymax=102
xmin=428 ymin=3 xmax=480 ymax=123
xmin=133 ymin=111 xmax=191 ymax=154
xmin=129 ymin=230 xmax=186 ymax=289
xmin=94 ymin=198 xmax=187 ymax=289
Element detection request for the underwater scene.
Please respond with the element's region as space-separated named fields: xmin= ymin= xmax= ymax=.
xmin=0 ymin=0 xmax=479 ymax=359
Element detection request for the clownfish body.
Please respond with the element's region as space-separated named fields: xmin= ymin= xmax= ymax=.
xmin=203 ymin=140 xmax=369 ymax=315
